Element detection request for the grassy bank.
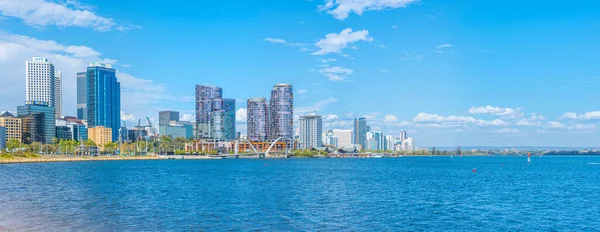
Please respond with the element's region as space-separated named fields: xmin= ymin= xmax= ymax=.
xmin=0 ymin=153 xmax=162 ymax=164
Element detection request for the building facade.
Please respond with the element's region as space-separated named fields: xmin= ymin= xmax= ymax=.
xmin=76 ymin=72 xmax=87 ymax=120
xmin=85 ymin=62 xmax=121 ymax=141
xmin=399 ymin=130 xmax=407 ymax=142
xmin=54 ymin=70 xmax=62 ymax=118
xmin=159 ymin=111 xmax=180 ymax=126
xmin=88 ymin=126 xmax=112 ymax=148
xmin=0 ymin=112 xmax=22 ymax=144
xmin=0 ymin=127 xmax=6 ymax=150
xmin=211 ymin=98 xmax=236 ymax=140
xmin=353 ymin=117 xmax=368 ymax=150
xmin=195 ymin=85 xmax=222 ymax=139
xmin=17 ymin=101 xmax=55 ymax=144
xmin=247 ymin=98 xmax=268 ymax=141
xmin=195 ymin=85 xmax=236 ymax=140
xmin=332 ymin=129 xmax=352 ymax=148
xmin=26 ymin=57 xmax=56 ymax=115
xmin=322 ymin=130 xmax=338 ymax=148
xmin=298 ymin=115 xmax=322 ymax=149
xmin=269 ymin=83 xmax=293 ymax=141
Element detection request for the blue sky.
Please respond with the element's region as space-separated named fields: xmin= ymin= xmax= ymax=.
xmin=1 ymin=0 xmax=600 ymax=147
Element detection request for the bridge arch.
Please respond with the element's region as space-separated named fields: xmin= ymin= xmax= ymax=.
xmin=234 ymin=138 xmax=258 ymax=154
xmin=265 ymin=137 xmax=289 ymax=157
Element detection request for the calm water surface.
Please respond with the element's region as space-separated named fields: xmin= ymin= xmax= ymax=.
xmin=1 ymin=156 xmax=600 ymax=231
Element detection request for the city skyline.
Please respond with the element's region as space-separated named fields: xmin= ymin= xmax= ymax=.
xmin=0 ymin=0 xmax=600 ymax=146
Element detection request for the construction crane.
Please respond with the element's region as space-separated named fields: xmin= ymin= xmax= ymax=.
xmin=146 ymin=117 xmax=155 ymax=137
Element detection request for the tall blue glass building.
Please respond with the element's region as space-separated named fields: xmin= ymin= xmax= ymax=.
xmin=85 ymin=63 xmax=121 ymax=141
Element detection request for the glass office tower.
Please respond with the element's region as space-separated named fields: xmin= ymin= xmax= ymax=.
xmin=86 ymin=63 xmax=121 ymax=142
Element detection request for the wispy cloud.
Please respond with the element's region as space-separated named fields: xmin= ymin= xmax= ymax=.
xmin=317 ymin=66 xmax=353 ymax=81
xmin=432 ymin=44 xmax=453 ymax=53
xmin=263 ymin=38 xmax=286 ymax=44
xmin=312 ymin=28 xmax=373 ymax=55
xmin=0 ymin=0 xmax=137 ymax=31
xmin=318 ymin=0 xmax=419 ymax=20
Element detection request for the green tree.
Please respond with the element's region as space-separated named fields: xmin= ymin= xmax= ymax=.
xmin=6 ymin=138 xmax=21 ymax=151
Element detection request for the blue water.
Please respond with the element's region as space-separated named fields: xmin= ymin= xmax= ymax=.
xmin=1 ymin=156 xmax=600 ymax=231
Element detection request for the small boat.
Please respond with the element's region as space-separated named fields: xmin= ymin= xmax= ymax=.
xmin=371 ymin=153 xmax=384 ymax=158
xmin=527 ymin=152 xmax=531 ymax=163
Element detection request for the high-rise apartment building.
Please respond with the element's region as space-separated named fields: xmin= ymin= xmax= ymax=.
xmin=269 ymin=83 xmax=293 ymax=140
xmin=54 ymin=70 xmax=62 ymax=118
xmin=17 ymin=101 xmax=55 ymax=144
xmin=26 ymin=57 xmax=60 ymax=117
xmin=76 ymin=72 xmax=87 ymax=120
xmin=0 ymin=112 xmax=22 ymax=143
xmin=247 ymin=98 xmax=268 ymax=141
xmin=322 ymin=130 xmax=338 ymax=148
xmin=353 ymin=117 xmax=368 ymax=149
xmin=195 ymin=85 xmax=236 ymax=140
xmin=84 ymin=62 xmax=121 ymax=142
xmin=399 ymin=130 xmax=407 ymax=142
xmin=298 ymin=115 xmax=322 ymax=149
xmin=88 ymin=126 xmax=112 ymax=148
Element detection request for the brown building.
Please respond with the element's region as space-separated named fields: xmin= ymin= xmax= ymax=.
xmin=88 ymin=126 xmax=112 ymax=148
xmin=0 ymin=112 xmax=22 ymax=143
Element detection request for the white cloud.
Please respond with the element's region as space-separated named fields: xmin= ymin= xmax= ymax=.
xmin=569 ymin=123 xmax=598 ymax=131
xmin=383 ymin=114 xmax=398 ymax=123
xmin=121 ymin=111 xmax=135 ymax=122
xmin=263 ymin=38 xmax=286 ymax=44
xmin=180 ymin=113 xmax=195 ymax=123
xmin=318 ymin=0 xmax=419 ymax=20
xmin=469 ymin=105 xmax=523 ymax=118
xmin=414 ymin=113 xmax=479 ymax=124
xmin=493 ymin=128 xmax=519 ymax=134
xmin=579 ymin=111 xmax=600 ymax=120
xmin=318 ymin=66 xmax=353 ymax=81
xmin=391 ymin=25 xmax=398 ymax=29
xmin=323 ymin=114 xmax=339 ymax=122
xmin=318 ymin=58 xmax=337 ymax=63
xmin=298 ymin=89 xmax=308 ymax=94
xmin=559 ymin=112 xmax=578 ymax=120
xmin=432 ymin=43 xmax=453 ymax=53
xmin=516 ymin=114 xmax=545 ymax=127
xmin=236 ymin=108 xmax=247 ymax=122
xmin=381 ymin=69 xmax=390 ymax=73
xmin=312 ymin=28 xmax=373 ymax=55
xmin=546 ymin=121 xmax=565 ymax=129
xmin=0 ymin=0 xmax=132 ymax=31
xmin=558 ymin=111 xmax=600 ymax=121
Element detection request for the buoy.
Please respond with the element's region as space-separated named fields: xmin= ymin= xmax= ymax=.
xmin=472 ymin=168 xmax=477 ymax=173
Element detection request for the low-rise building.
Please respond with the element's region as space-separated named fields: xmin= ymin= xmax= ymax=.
xmin=0 ymin=112 xmax=22 ymax=144
xmin=88 ymin=126 xmax=112 ymax=148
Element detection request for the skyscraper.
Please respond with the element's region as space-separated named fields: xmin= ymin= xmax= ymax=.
xmin=211 ymin=98 xmax=236 ymax=140
xmin=353 ymin=117 xmax=368 ymax=149
xmin=85 ymin=62 xmax=121 ymax=141
xmin=399 ymin=130 xmax=407 ymax=142
xmin=247 ymin=98 xmax=268 ymax=141
xmin=76 ymin=72 xmax=87 ymax=120
xmin=54 ymin=70 xmax=62 ymax=118
xmin=269 ymin=83 xmax=293 ymax=140
xmin=298 ymin=115 xmax=322 ymax=149
xmin=195 ymin=85 xmax=236 ymax=140
xmin=159 ymin=111 xmax=180 ymax=126
xmin=196 ymin=85 xmax=222 ymax=139
xmin=17 ymin=101 xmax=55 ymax=144
xmin=26 ymin=57 xmax=56 ymax=113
